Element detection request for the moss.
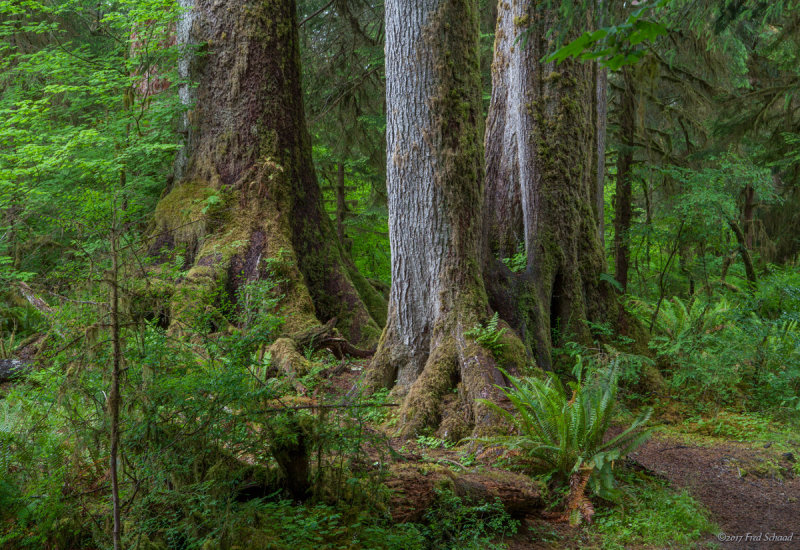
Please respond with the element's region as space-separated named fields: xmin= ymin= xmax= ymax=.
xmin=153 ymin=180 xmax=217 ymax=245
xmin=493 ymin=324 xmax=531 ymax=373
xmin=513 ymin=14 xmax=530 ymax=27
xmin=269 ymin=337 xmax=311 ymax=377
xmin=398 ymin=334 xmax=459 ymax=437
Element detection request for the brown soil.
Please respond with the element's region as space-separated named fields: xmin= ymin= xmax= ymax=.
xmin=629 ymin=435 xmax=800 ymax=550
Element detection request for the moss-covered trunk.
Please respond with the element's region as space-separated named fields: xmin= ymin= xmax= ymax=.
xmin=483 ymin=2 xmax=615 ymax=371
xmin=365 ymin=0 xmax=527 ymax=440
xmin=149 ymin=0 xmax=384 ymax=346
xmin=614 ymin=67 xmax=635 ymax=293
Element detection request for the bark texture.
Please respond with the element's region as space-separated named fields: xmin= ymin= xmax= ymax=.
xmin=596 ymin=66 xmax=608 ymax=244
xmin=482 ymin=0 xmax=531 ymax=259
xmin=366 ymin=0 xmax=519 ymax=439
xmin=614 ymin=67 xmax=635 ymax=293
xmin=483 ymin=3 xmax=614 ymax=371
xmin=149 ymin=0 xmax=384 ymax=346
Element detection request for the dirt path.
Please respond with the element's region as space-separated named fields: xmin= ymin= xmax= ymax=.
xmin=630 ymin=435 xmax=800 ymax=549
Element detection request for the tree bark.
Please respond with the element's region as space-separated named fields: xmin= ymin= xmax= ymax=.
xmin=729 ymin=220 xmax=757 ymax=287
xmin=482 ymin=0 xmax=529 ymax=259
xmin=149 ymin=0 xmax=385 ymax=347
xmin=366 ymin=0 xmax=516 ymax=439
xmin=482 ymin=2 xmax=613 ymax=371
xmin=596 ymin=66 xmax=608 ymax=245
xmin=335 ymin=161 xmax=348 ymax=248
xmin=614 ymin=67 xmax=635 ymax=293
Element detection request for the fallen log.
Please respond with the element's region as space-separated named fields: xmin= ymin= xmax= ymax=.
xmin=386 ymin=463 xmax=543 ymax=523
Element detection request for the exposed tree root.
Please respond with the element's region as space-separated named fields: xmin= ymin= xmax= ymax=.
xmin=371 ymin=306 xmax=529 ymax=440
xmin=267 ymin=318 xmax=376 ymax=394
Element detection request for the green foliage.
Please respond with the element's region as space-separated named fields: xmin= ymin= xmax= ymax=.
xmin=662 ymin=152 xmax=778 ymax=230
xmin=545 ymin=0 xmax=669 ymax=69
xmin=415 ymin=435 xmax=455 ymax=450
xmin=465 ymin=312 xmax=507 ymax=357
xmin=0 ymin=0 xmax=183 ymax=289
xmin=500 ymin=243 xmax=526 ymax=273
xmin=417 ymin=489 xmax=519 ymax=550
xmin=478 ymin=360 xmax=653 ymax=499
xmin=593 ymin=469 xmax=716 ymax=549
xmin=631 ymin=267 xmax=800 ymax=414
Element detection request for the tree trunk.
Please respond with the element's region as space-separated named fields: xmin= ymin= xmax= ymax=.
xmin=149 ymin=0 xmax=385 ymax=347
xmin=365 ymin=0 xmax=517 ymax=439
xmin=729 ymin=220 xmax=757 ymax=287
xmin=596 ymin=66 xmax=608 ymax=245
xmin=482 ymin=0 xmax=528 ymax=259
xmin=614 ymin=67 xmax=635 ymax=293
xmin=742 ymin=184 xmax=755 ymax=249
xmin=482 ymin=2 xmax=613 ymax=371
xmin=335 ymin=161 xmax=348 ymax=248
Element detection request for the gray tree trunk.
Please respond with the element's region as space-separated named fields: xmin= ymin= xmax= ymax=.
xmin=482 ymin=1 xmax=613 ymax=370
xmin=367 ymin=0 xmax=516 ymax=439
xmin=482 ymin=0 xmax=534 ymax=259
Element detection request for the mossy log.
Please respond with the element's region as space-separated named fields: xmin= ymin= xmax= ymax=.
xmin=386 ymin=463 xmax=543 ymax=523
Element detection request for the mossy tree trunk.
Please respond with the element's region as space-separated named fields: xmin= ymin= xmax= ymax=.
xmin=483 ymin=2 xmax=615 ymax=371
xmin=365 ymin=0 xmax=527 ymax=440
xmin=150 ymin=0 xmax=384 ymax=347
xmin=614 ymin=67 xmax=636 ymax=293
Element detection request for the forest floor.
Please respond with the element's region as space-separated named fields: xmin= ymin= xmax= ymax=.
xmin=629 ymin=433 xmax=800 ymax=550
xmin=325 ymin=362 xmax=800 ymax=549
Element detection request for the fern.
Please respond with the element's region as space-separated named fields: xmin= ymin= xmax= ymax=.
xmin=464 ymin=312 xmax=507 ymax=357
xmin=500 ymin=243 xmax=527 ymax=273
xmin=477 ymin=361 xmax=653 ymax=504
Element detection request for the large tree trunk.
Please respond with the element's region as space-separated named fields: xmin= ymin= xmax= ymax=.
xmin=483 ymin=2 xmax=613 ymax=371
xmin=482 ymin=0 xmax=530 ymax=260
xmin=149 ymin=0 xmax=384 ymax=347
xmin=365 ymin=0 xmax=522 ymax=439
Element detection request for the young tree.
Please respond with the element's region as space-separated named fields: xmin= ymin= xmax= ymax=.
xmin=366 ymin=0 xmax=520 ymax=438
xmin=150 ymin=0 xmax=385 ymax=349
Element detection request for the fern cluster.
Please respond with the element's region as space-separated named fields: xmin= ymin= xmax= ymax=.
xmin=478 ymin=361 xmax=653 ymax=499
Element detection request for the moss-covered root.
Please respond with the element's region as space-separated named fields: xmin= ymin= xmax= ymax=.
xmin=362 ymin=318 xmax=411 ymax=392
xmin=395 ymin=313 xmax=529 ymax=440
xmin=397 ymin=335 xmax=459 ymax=438
xmin=268 ymin=337 xmax=312 ymax=394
